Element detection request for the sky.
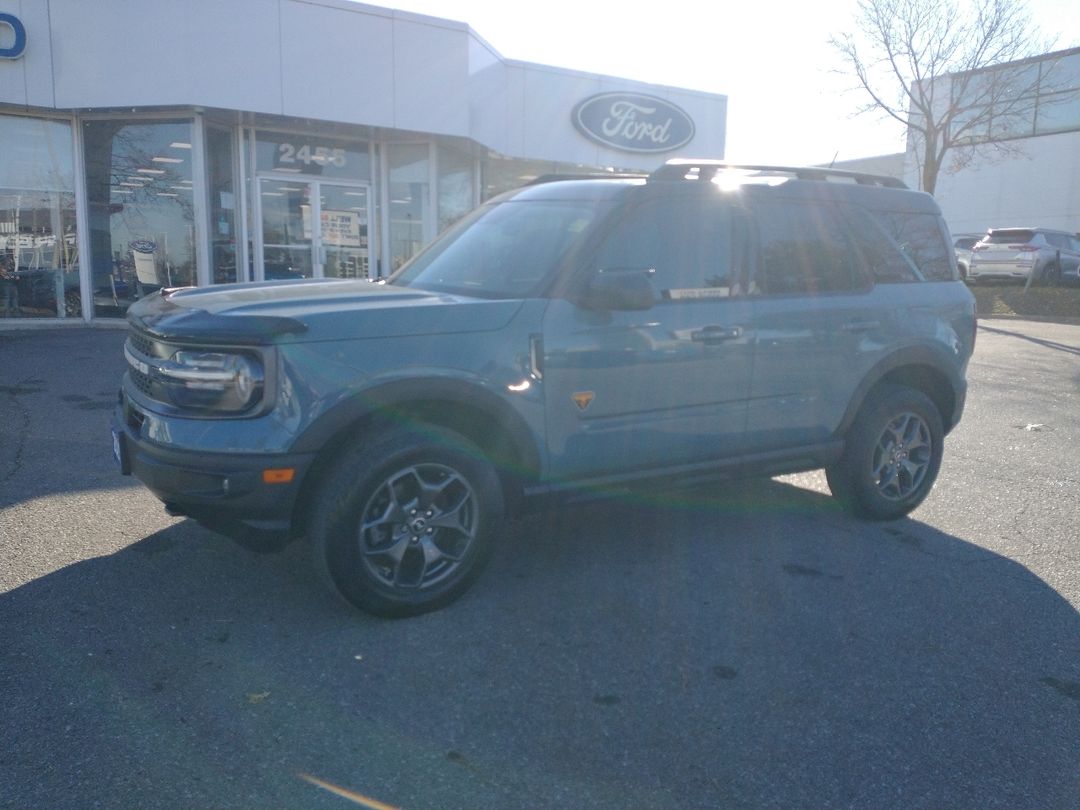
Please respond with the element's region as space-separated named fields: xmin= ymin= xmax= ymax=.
xmin=377 ymin=0 xmax=1080 ymax=166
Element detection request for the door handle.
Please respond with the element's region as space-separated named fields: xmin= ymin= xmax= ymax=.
xmin=691 ymin=325 xmax=742 ymax=344
xmin=841 ymin=319 xmax=881 ymax=333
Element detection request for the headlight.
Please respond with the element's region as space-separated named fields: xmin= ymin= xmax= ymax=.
xmin=157 ymin=350 xmax=264 ymax=412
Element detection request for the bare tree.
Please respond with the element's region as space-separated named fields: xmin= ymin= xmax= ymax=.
xmin=831 ymin=0 xmax=1066 ymax=194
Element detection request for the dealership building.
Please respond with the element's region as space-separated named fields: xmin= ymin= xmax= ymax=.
xmin=906 ymin=46 xmax=1080 ymax=238
xmin=0 ymin=0 xmax=727 ymax=323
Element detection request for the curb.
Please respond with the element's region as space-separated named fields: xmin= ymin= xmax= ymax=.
xmin=977 ymin=313 xmax=1080 ymax=326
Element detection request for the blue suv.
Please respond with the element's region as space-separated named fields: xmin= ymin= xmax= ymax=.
xmin=112 ymin=161 xmax=976 ymax=616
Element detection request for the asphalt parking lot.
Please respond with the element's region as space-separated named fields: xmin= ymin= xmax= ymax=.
xmin=1 ymin=319 xmax=1079 ymax=810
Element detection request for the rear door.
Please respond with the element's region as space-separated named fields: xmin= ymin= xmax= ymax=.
xmin=743 ymin=198 xmax=886 ymax=449
xmin=744 ymin=200 xmax=955 ymax=449
xmin=541 ymin=191 xmax=754 ymax=480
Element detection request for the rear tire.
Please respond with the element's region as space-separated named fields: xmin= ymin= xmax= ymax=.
xmin=309 ymin=425 xmax=504 ymax=617
xmin=827 ymin=385 xmax=944 ymax=521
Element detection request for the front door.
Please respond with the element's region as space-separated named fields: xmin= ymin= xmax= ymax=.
xmin=256 ymin=177 xmax=372 ymax=281
xmin=542 ymin=192 xmax=754 ymax=481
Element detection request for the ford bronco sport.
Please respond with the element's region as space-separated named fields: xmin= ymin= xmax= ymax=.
xmin=112 ymin=160 xmax=976 ymax=617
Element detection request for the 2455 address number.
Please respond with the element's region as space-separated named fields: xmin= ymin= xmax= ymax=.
xmin=278 ymin=143 xmax=347 ymax=168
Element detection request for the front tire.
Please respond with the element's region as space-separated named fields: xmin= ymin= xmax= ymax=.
xmin=309 ymin=426 xmax=504 ymax=617
xmin=827 ymin=385 xmax=944 ymax=520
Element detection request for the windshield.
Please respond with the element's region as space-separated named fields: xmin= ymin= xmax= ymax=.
xmin=389 ymin=199 xmax=607 ymax=298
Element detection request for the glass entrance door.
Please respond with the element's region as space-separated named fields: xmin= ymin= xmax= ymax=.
xmin=259 ymin=177 xmax=314 ymax=280
xmin=257 ymin=177 xmax=371 ymax=281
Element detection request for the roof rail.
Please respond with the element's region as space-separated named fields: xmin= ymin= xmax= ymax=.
xmin=527 ymin=172 xmax=647 ymax=186
xmin=649 ymin=160 xmax=908 ymax=189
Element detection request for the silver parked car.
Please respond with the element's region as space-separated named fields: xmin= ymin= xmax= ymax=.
xmin=952 ymin=233 xmax=983 ymax=280
xmin=968 ymin=227 xmax=1080 ymax=285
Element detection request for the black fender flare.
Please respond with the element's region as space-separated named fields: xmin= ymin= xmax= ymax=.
xmin=836 ymin=346 xmax=965 ymax=438
xmin=290 ymin=376 xmax=543 ymax=477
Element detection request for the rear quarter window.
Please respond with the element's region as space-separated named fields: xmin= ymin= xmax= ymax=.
xmin=748 ymin=200 xmax=869 ymax=296
xmin=863 ymin=209 xmax=954 ymax=282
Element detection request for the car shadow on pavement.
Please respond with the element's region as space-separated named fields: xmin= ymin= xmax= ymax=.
xmin=2 ymin=477 xmax=1079 ymax=810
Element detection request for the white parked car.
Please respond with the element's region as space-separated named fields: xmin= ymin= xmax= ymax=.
xmin=968 ymin=228 xmax=1080 ymax=285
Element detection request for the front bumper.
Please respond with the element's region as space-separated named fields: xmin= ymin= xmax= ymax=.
xmin=112 ymin=394 xmax=316 ymax=543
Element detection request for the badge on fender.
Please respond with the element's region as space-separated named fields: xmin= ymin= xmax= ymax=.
xmin=572 ymin=391 xmax=595 ymax=411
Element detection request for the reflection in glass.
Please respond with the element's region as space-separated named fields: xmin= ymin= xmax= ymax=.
xmin=389 ymin=144 xmax=430 ymax=272
xmin=438 ymin=147 xmax=474 ymax=233
xmin=1036 ymin=91 xmax=1080 ymax=135
xmin=321 ymin=185 xmax=370 ymax=280
xmin=0 ymin=115 xmax=79 ymax=319
xmin=83 ymin=120 xmax=196 ymax=317
xmin=260 ymin=179 xmax=313 ymax=280
xmin=207 ymin=127 xmax=239 ymax=283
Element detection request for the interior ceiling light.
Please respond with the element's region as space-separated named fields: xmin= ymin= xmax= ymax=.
xmin=170 ymin=142 xmax=192 ymax=149
xmin=137 ymin=168 xmax=166 ymax=175
xmin=152 ymin=157 xmax=184 ymax=164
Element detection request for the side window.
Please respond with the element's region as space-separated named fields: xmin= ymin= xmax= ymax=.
xmin=749 ymin=200 xmax=867 ymax=296
xmin=1043 ymin=232 xmax=1067 ymax=249
xmin=593 ymin=195 xmax=739 ymax=301
xmin=844 ymin=207 xmax=921 ymax=284
xmin=869 ymin=210 xmax=954 ymax=282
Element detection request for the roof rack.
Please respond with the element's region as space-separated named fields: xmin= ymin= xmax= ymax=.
xmin=649 ymin=160 xmax=908 ymax=189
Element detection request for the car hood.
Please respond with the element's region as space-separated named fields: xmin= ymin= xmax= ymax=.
xmin=127 ymin=279 xmax=526 ymax=344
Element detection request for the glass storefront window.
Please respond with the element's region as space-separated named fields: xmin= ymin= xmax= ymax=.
xmin=389 ymin=144 xmax=430 ymax=271
xmin=207 ymin=127 xmax=240 ymax=284
xmin=0 ymin=116 xmax=79 ymax=319
xmin=437 ymin=147 xmax=474 ymax=234
xmin=83 ymin=119 xmax=196 ymax=317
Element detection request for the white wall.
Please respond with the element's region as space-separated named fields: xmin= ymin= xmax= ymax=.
xmin=910 ymin=132 xmax=1080 ymax=234
xmin=0 ymin=0 xmax=55 ymax=108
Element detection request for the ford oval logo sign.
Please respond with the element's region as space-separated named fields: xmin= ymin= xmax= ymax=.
xmin=0 ymin=13 xmax=26 ymax=59
xmin=572 ymin=92 xmax=695 ymax=154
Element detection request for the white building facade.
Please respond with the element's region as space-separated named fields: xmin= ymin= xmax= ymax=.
xmin=902 ymin=47 xmax=1080 ymax=237
xmin=0 ymin=0 xmax=727 ymax=322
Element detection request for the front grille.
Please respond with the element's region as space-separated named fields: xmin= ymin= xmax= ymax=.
xmin=130 ymin=365 xmax=154 ymax=398
xmin=128 ymin=332 xmax=155 ymax=358
xmin=125 ymin=332 xmax=163 ymax=403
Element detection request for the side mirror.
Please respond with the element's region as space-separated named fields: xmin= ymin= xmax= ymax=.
xmin=578 ymin=268 xmax=655 ymax=311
